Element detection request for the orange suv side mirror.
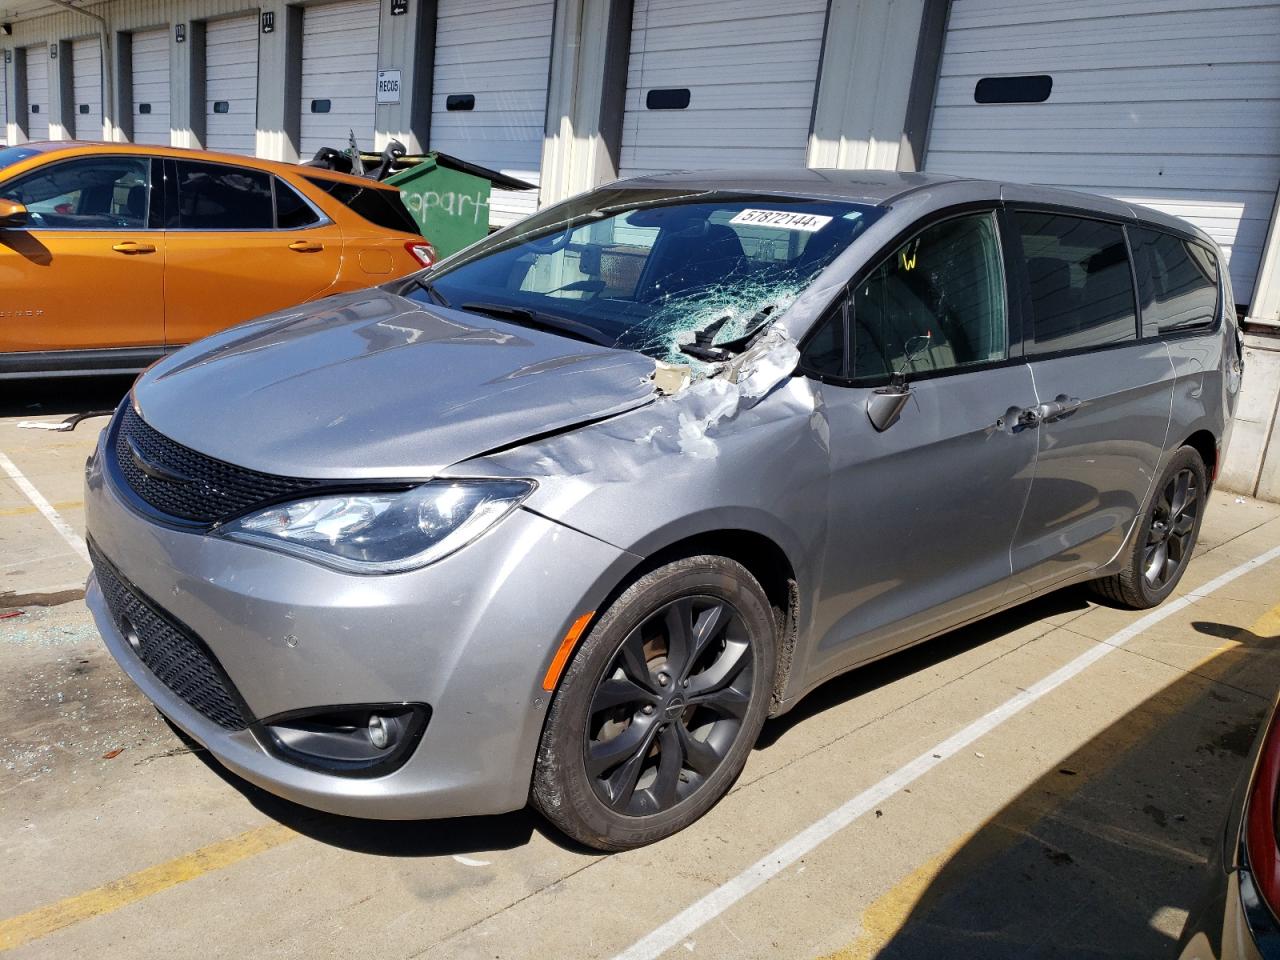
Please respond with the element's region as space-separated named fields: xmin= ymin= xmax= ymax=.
xmin=0 ymin=199 xmax=30 ymax=227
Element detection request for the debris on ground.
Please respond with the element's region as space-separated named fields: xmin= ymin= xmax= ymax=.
xmin=102 ymin=748 xmax=124 ymax=760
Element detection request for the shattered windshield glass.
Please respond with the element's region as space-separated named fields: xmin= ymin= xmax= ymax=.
xmin=406 ymin=188 xmax=884 ymax=364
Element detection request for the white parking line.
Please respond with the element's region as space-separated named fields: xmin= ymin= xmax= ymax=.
xmin=0 ymin=451 xmax=90 ymax=565
xmin=612 ymin=543 xmax=1280 ymax=960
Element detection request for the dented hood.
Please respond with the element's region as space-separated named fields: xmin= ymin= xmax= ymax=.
xmin=132 ymin=289 xmax=658 ymax=479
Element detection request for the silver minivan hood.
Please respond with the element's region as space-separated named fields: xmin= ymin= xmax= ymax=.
xmin=132 ymin=289 xmax=659 ymax=479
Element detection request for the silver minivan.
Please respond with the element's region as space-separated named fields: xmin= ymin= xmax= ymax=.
xmin=85 ymin=170 xmax=1243 ymax=850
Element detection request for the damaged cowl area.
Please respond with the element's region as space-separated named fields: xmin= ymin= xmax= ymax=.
xmin=131 ymin=288 xmax=807 ymax=481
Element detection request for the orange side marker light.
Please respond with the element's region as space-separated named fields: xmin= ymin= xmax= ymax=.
xmin=541 ymin=611 xmax=595 ymax=692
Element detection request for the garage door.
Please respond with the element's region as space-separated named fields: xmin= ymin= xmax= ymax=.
xmin=924 ymin=0 xmax=1280 ymax=306
xmin=131 ymin=28 xmax=171 ymax=145
xmin=618 ymin=0 xmax=828 ymax=178
xmin=300 ymin=0 xmax=378 ymax=159
xmin=430 ymin=0 xmax=554 ymax=227
xmin=72 ymin=37 xmax=102 ymax=141
xmin=0 ymin=65 xmax=7 ymax=145
xmin=205 ymin=15 xmax=258 ymax=154
xmin=25 ymin=47 xmax=49 ymax=141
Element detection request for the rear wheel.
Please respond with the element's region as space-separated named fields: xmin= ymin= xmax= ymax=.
xmin=531 ymin=555 xmax=775 ymax=851
xmin=1091 ymin=445 xmax=1207 ymax=609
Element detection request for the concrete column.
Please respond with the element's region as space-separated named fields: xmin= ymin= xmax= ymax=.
xmin=375 ymin=0 xmax=436 ymax=153
xmin=2 ymin=51 xmax=15 ymax=145
xmin=807 ymin=0 xmax=938 ymax=172
xmin=255 ymin=2 xmax=297 ymax=162
xmin=1220 ymin=334 xmax=1280 ymax=501
xmin=1247 ymin=186 xmax=1280 ymax=328
xmin=538 ymin=0 xmax=631 ymax=207
xmin=12 ymin=45 xmax=28 ymax=142
xmin=170 ymin=21 xmax=197 ymax=148
xmin=52 ymin=39 xmax=73 ymax=138
xmin=111 ymin=30 xmax=132 ymax=142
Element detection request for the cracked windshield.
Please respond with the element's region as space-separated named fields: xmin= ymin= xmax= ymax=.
xmin=407 ymin=189 xmax=883 ymax=364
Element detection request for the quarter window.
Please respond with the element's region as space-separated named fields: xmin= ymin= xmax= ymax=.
xmin=1014 ymin=212 xmax=1138 ymax=353
xmin=849 ymin=212 xmax=1008 ymax=380
xmin=1130 ymin=227 xmax=1219 ymax=334
xmin=173 ymin=160 xmax=273 ymax=230
xmin=274 ymin=178 xmax=321 ymax=229
xmin=0 ymin=156 xmax=150 ymax=230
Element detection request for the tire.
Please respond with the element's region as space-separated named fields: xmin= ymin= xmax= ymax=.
xmin=1091 ymin=445 xmax=1208 ymax=610
xmin=531 ymin=555 xmax=776 ymax=851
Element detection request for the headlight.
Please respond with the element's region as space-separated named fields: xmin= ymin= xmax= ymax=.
xmin=218 ymin=480 xmax=534 ymax=573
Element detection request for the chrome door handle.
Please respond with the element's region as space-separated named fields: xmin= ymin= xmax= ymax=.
xmin=112 ymin=241 xmax=156 ymax=254
xmin=288 ymin=240 xmax=324 ymax=253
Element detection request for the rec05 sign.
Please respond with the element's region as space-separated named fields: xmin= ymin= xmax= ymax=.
xmin=376 ymin=70 xmax=401 ymax=105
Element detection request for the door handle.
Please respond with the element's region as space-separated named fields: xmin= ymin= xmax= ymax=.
xmin=112 ymin=241 xmax=156 ymax=254
xmin=1015 ymin=396 xmax=1083 ymax=428
xmin=288 ymin=240 xmax=324 ymax=253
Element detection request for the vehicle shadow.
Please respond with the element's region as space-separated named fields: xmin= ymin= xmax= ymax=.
xmin=860 ymin=617 xmax=1280 ymax=959
xmin=0 ymin=373 xmax=133 ymax=419
xmin=164 ymin=717 xmax=594 ymax=858
xmin=757 ymin=587 xmax=1092 ymax=749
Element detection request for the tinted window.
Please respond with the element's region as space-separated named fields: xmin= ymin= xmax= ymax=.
xmin=275 ymin=178 xmax=320 ymax=229
xmin=850 ymin=213 xmax=1007 ymax=380
xmin=173 ymin=160 xmax=273 ymax=230
xmin=1015 ymin=212 xmax=1137 ymax=354
xmin=305 ymin=177 xmax=420 ymax=235
xmin=1 ymin=156 xmax=150 ymax=230
xmin=1131 ymin=227 xmax=1219 ymax=334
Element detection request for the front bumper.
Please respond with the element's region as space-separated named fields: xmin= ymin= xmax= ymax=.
xmin=85 ymin=430 xmax=639 ymax=819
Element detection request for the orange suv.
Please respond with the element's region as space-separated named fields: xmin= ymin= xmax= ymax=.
xmin=0 ymin=142 xmax=435 ymax=377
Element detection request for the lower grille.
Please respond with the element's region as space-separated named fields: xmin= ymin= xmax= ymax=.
xmin=90 ymin=542 xmax=248 ymax=731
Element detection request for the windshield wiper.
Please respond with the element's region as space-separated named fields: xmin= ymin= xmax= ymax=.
xmin=402 ymin=274 xmax=450 ymax=307
xmin=678 ymin=304 xmax=779 ymax=363
xmin=458 ymin=302 xmax=615 ymax=348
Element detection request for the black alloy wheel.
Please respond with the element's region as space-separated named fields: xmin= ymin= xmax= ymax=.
xmin=532 ymin=555 xmax=776 ymax=851
xmin=1092 ymin=445 xmax=1208 ymax=610
xmin=585 ymin=596 xmax=752 ymax=816
xmin=1143 ymin=467 xmax=1200 ymax=590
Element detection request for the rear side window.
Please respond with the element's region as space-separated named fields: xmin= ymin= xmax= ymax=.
xmin=1130 ymin=227 xmax=1219 ymax=334
xmin=173 ymin=160 xmax=273 ymax=230
xmin=304 ymin=177 xmax=420 ymax=235
xmin=849 ymin=212 xmax=1008 ymax=380
xmin=274 ymin=178 xmax=321 ymax=229
xmin=1013 ymin=212 xmax=1137 ymax=354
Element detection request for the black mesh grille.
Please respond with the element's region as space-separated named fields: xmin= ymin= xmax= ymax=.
xmin=114 ymin=405 xmax=319 ymax=524
xmin=91 ymin=542 xmax=248 ymax=731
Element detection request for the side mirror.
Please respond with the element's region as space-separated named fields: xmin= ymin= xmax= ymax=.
xmin=866 ymin=331 xmax=932 ymax=432
xmin=0 ymin=199 xmax=29 ymax=227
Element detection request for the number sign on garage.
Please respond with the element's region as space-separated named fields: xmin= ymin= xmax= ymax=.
xmin=72 ymin=37 xmax=102 ymax=141
xmin=204 ymin=14 xmax=259 ymax=155
xmin=130 ymin=27 xmax=171 ymax=145
xmin=618 ymin=0 xmax=828 ymax=178
xmin=429 ymin=0 xmax=555 ymax=227
xmin=25 ymin=46 xmax=50 ymax=141
xmin=924 ymin=0 xmax=1280 ymax=307
xmin=300 ymin=0 xmax=379 ymax=159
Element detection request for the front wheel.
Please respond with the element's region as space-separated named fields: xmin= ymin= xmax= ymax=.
xmin=1092 ymin=445 xmax=1207 ymax=609
xmin=531 ymin=555 xmax=776 ymax=851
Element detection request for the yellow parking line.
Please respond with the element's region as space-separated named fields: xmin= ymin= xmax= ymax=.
xmin=0 ymin=500 xmax=82 ymax=519
xmin=0 ymin=823 xmax=296 ymax=952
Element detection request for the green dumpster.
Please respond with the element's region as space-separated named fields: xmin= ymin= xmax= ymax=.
xmin=373 ymin=152 xmax=538 ymax=259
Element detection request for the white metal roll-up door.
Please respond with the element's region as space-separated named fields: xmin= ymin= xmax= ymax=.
xmin=72 ymin=37 xmax=103 ymax=141
xmin=25 ymin=47 xmax=49 ymax=141
xmin=0 ymin=65 xmax=8 ymax=145
xmin=205 ymin=15 xmax=259 ymax=155
xmin=430 ymin=0 xmax=554 ymax=227
xmin=618 ymin=0 xmax=828 ymax=178
xmin=131 ymin=28 xmax=171 ymax=145
xmin=300 ymin=0 xmax=378 ymax=159
xmin=924 ymin=0 xmax=1280 ymax=307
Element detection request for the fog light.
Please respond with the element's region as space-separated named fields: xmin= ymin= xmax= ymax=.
xmin=368 ymin=713 xmax=391 ymax=750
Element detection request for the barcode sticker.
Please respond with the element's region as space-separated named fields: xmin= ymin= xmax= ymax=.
xmin=729 ymin=209 xmax=833 ymax=232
